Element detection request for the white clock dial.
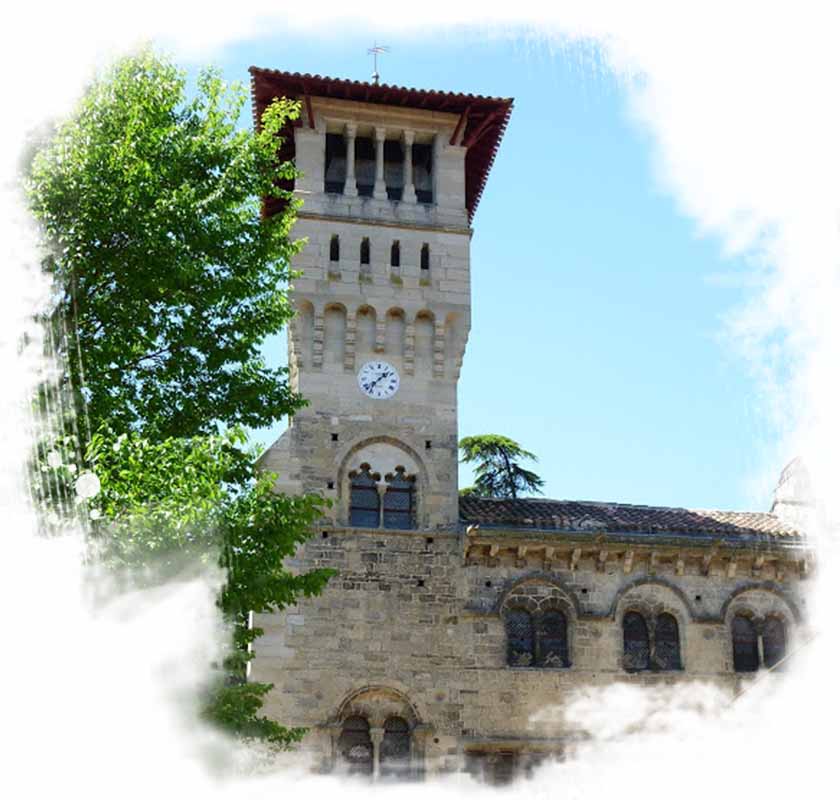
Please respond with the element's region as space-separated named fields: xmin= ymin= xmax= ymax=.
xmin=357 ymin=360 xmax=400 ymax=400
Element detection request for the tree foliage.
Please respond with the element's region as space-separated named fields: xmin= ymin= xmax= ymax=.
xmin=28 ymin=49 xmax=303 ymax=440
xmin=26 ymin=49 xmax=331 ymax=751
xmin=459 ymin=434 xmax=545 ymax=499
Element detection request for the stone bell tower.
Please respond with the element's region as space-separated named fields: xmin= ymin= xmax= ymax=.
xmin=251 ymin=68 xmax=512 ymax=531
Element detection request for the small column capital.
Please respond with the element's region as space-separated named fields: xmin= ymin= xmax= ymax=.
xmin=402 ymin=128 xmax=415 ymax=146
xmin=345 ymin=122 xmax=357 ymax=138
xmin=374 ymin=126 xmax=387 ymax=142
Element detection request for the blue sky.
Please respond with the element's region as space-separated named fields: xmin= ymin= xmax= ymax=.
xmin=208 ymin=31 xmax=775 ymax=512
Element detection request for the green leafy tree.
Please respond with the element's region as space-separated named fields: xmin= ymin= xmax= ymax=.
xmin=85 ymin=427 xmax=332 ymax=748
xmin=26 ymin=49 xmax=331 ymax=750
xmin=28 ymin=49 xmax=303 ymax=440
xmin=459 ymin=434 xmax=545 ymax=499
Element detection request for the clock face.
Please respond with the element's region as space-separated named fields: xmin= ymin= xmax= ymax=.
xmin=357 ymin=360 xmax=400 ymax=400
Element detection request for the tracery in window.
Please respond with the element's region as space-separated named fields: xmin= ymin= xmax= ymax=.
xmin=537 ymin=609 xmax=569 ymax=668
xmin=732 ymin=614 xmax=760 ymax=673
xmin=505 ymin=608 xmax=535 ymax=667
xmin=623 ymin=611 xmax=651 ymax=672
xmin=653 ymin=613 xmax=681 ymax=671
xmin=380 ymin=716 xmax=411 ymax=780
xmin=349 ymin=465 xmax=380 ymax=528
xmin=762 ymin=617 xmax=787 ymax=670
xmin=383 ymin=467 xmax=415 ymax=530
xmin=338 ymin=715 xmax=373 ymax=776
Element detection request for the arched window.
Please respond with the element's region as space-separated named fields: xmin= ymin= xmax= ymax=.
xmin=391 ymin=240 xmax=400 ymax=268
xmin=762 ymin=617 xmax=787 ymax=670
xmin=420 ymin=243 xmax=430 ymax=271
xmin=330 ymin=234 xmax=340 ymax=262
xmin=338 ymin=715 xmax=373 ymax=775
xmin=380 ymin=716 xmax=411 ymax=779
xmin=360 ymin=237 xmax=370 ymax=265
xmin=349 ymin=465 xmax=380 ymax=528
xmin=732 ymin=614 xmax=760 ymax=673
xmin=653 ymin=613 xmax=681 ymax=671
xmin=383 ymin=467 xmax=414 ymax=530
xmin=537 ymin=609 xmax=569 ymax=668
xmin=505 ymin=608 xmax=535 ymax=667
xmin=623 ymin=612 xmax=651 ymax=672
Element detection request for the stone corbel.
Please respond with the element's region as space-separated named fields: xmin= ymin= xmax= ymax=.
xmin=752 ymin=554 xmax=765 ymax=578
xmin=596 ymin=549 xmax=608 ymax=573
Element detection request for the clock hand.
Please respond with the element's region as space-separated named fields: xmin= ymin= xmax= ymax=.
xmin=370 ymin=370 xmax=392 ymax=388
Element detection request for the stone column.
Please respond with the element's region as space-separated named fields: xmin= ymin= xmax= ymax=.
xmin=402 ymin=129 xmax=416 ymax=203
xmin=370 ymin=727 xmax=385 ymax=780
xmin=373 ymin=126 xmax=388 ymax=200
xmin=376 ymin=481 xmax=388 ymax=528
xmin=432 ymin=132 xmax=441 ymax=205
xmin=344 ymin=123 xmax=358 ymax=197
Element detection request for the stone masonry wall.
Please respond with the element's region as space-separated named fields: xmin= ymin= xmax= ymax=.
xmin=252 ymin=527 xmax=808 ymax=775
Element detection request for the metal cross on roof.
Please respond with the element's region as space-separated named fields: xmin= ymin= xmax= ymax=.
xmin=367 ymin=43 xmax=390 ymax=85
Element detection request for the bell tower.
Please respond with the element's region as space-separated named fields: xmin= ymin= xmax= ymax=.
xmin=251 ymin=68 xmax=512 ymax=531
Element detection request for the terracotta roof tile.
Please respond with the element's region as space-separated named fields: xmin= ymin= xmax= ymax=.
xmin=249 ymin=67 xmax=513 ymax=222
xmin=459 ymin=496 xmax=802 ymax=539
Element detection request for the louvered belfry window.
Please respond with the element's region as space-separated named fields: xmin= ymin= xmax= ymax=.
xmin=338 ymin=716 xmax=373 ymax=776
xmin=380 ymin=716 xmax=411 ymax=779
xmin=653 ymin=613 xmax=681 ymax=671
xmin=623 ymin=612 xmax=651 ymax=672
xmin=383 ymin=467 xmax=414 ymax=530
xmin=732 ymin=614 xmax=760 ymax=672
xmin=349 ymin=466 xmax=380 ymax=528
xmin=537 ymin=609 xmax=570 ymax=668
xmin=506 ymin=608 xmax=535 ymax=667
xmin=762 ymin=617 xmax=787 ymax=670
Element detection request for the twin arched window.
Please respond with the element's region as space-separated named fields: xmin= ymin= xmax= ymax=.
xmin=505 ymin=607 xmax=570 ymax=668
xmin=622 ymin=611 xmax=682 ymax=672
xmin=349 ymin=465 xmax=415 ymax=529
xmin=732 ymin=614 xmax=787 ymax=672
xmin=337 ymin=714 xmax=412 ymax=779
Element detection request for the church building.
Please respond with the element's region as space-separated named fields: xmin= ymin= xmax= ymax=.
xmin=249 ymin=66 xmax=811 ymax=783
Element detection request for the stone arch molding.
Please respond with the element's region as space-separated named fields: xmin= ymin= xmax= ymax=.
xmin=336 ymin=435 xmax=429 ymax=489
xmin=497 ymin=574 xmax=580 ymax=620
xmin=721 ymin=583 xmax=802 ymax=628
xmin=610 ymin=577 xmax=695 ymax=624
xmin=334 ymin=685 xmax=423 ymax=729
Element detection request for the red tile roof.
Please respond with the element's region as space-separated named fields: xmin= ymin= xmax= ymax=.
xmin=459 ymin=496 xmax=802 ymax=539
xmin=249 ymin=67 xmax=513 ymax=222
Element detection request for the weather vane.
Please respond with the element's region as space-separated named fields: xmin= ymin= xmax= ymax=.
xmin=367 ymin=43 xmax=390 ymax=85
